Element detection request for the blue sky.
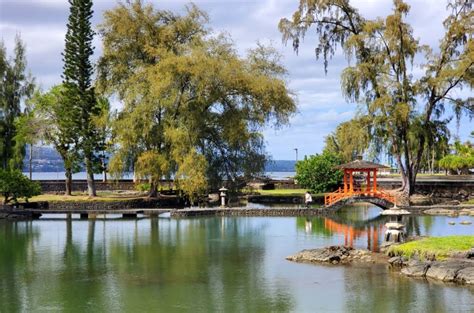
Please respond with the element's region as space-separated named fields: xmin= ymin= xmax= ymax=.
xmin=1 ymin=0 xmax=472 ymax=159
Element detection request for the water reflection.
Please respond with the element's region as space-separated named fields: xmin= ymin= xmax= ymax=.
xmin=297 ymin=205 xmax=474 ymax=252
xmin=0 ymin=218 xmax=294 ymax=312
xmin=0 ymin=207 xmax=473 ymax=312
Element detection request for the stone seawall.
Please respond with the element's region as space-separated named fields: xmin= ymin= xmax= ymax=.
xmin=247 ymin=195 xmax=324 ymax=205
xmin=37 ymin=177 xmax=474 ymax=200
xmin=171 ymin=207 xmax=331 ymax=218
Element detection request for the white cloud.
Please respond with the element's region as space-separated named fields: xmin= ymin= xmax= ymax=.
xmin=1 ymin=0 xmax=468 ymax=159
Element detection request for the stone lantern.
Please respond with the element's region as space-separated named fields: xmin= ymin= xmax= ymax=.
xmin=381 ymin=204 xmax=410 ymax=243
xmin=219 ymin=187 xmax=228 ymax=207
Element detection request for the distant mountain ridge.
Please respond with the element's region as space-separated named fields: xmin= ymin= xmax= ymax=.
xmin=23 ymin=146 xmax=296 ymax=173
xmin=264 ymin=160 xmax=296 ymax=172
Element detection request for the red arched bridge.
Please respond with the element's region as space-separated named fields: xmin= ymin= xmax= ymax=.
xmin=324 ymin=159 xmax=396 ymax=210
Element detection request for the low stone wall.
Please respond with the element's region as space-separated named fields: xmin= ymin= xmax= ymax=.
xmin=171 ymin=207 xmax=332 ymax=218
xmin=247 ymin=194 xmax=324 ymax=205
xmin=38 ymin=180 xmax=138 ymax=193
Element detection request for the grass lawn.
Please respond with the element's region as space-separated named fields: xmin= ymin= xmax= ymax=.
xmin=388 ymin=235 xmax=474 ymax=260
xmin=256 ymin=189 xmax=324 ymax=197
xmin=466 ymin=199 xmax=474 ymax=204
xmin=30 ymin=191 xmax=144 ymax=202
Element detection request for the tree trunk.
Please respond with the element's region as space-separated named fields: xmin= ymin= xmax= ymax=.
xmin=65 ymin=167 xmax=73 ymax=196
xmin=85 ymin=157 xmax=96 ymax=197
xmin=29 ymin=144 xmax=33 ymax=180
xmin=148 ymin=181 xmax=158 ymax=198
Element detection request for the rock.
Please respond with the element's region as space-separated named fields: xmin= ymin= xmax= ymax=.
xmin=388 ymin=256 xmax=405 ymax=267
xmin=466 ymin=249 xmax=474 ymax=259
xmin=426 ymin=261 xmax=468 ymax=282
xmin=286 ymin=246 xmax=373 ymax=265
xmin=448 ymin=222 xmax=456 ymax=225
xmin=401 ymin=260 xmax=430 ymax=277
xmin=455 ymin=267 xmax=474 ymax=284
xmin=459 ymin=208 xmax=474 ymax=216
xmin=424 ymin=208 xmax=457 ymax=216
xmin=459 ymin=220 xmax=472 ymax=225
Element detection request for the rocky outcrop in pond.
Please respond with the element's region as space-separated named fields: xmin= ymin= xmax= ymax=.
xmin=286 ymin=246 xmax=376 ymax=265
xmin=389 ymin=255 xmax=474 ymax=285
xmin=288 ymin=245 xmax=474 ymax=286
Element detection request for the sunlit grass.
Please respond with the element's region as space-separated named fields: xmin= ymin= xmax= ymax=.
xmin=388 ymin=236 xmax=474 ymax=260
xmin=30 ymin=191 xmax=144 ymax=202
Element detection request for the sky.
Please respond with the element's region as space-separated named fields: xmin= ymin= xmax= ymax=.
xmin=0 ymin=0 xmax=472 ymax=160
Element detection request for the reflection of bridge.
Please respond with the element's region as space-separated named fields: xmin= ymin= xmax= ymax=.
xmin=324 ymin=159 xmax=396 ymax=210
xmin=324 ymin=218 xmax=383 ymax=252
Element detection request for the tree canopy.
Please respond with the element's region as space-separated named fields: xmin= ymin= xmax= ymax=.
xmin=280 ymin=0 xmax=473 ymax=200
xmin=323 ymin=117 xmax=370 ymax=163
xmin=0 ymin=36 xmax=35 ymax=170
xmin=98 ymin=1 xmax=296 ymax=199
xmin=439 ymin=140 xmax=474 ymax=174
xmin=294 ymin=152 xmax=343 ymax=193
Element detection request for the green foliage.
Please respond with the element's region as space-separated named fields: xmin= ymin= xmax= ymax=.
xmin=439 ymin=140 xmax=474 ymax=174
xmin=31 ymin=85 xmax=82 ymax=194
xmin=0 ymin=169 xmax=41 ymax=204
xmin=63 ymin=0 xmax=103 ymax=196
xmin=280 ymin=0 xmax=473 ymax=195
xmin=98 ymin=1 xmax=296 ymax=198
xmin=135 ymin=183 xmax=151 ymax=192
xmin=388 ymin=236 xmax=474 ymax=260
xmin=324 ymin=117 xmax=370 ymax=163
xmin=0 ymin=36 xmax=35 ymax=170
xmin=294 ymin=152 xmax=343 ymax=193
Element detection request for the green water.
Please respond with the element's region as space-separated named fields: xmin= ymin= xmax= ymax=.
xmin=0 ymin=207 xmax=473 ymax=312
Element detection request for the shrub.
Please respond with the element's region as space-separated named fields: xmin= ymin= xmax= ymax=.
xmin=0 ymin=169 xmax=42 ymax=204
xmin=135 ymin=182 xmax=151 ymax=192
xmin=295 ymin=151 xmax=343 ymax=193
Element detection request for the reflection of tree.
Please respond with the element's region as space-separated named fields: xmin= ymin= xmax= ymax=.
xmin=0 ymin=221 xmax=38 ymax=312
xmin=56 ymin=219 xmax=109 ymax=312
xmin=404 ymin=216 xmax=421 ymax=237
xmin=108 ymin=217 xmax=294 ymax=312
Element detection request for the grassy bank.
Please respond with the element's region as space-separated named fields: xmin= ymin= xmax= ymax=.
xmin=30 ymin=191 xmax=143 ymax=202
xmin=388 ymin=236 xmax=474 ymax=260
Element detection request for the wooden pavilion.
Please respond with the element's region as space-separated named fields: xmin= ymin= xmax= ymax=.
xmin=324 ymin=159 xmax=396 ymax=207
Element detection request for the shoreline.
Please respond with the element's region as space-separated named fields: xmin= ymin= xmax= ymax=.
xmin=286 ymin=245 xmax=474 ymax=286
xmin=1 ymin=199 xmax=474 ymax=220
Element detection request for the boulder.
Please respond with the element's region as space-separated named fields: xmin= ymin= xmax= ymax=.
xmin=455 ymin=267 xmax=474 ymax=284
xmin=425 ymin=261 xmax=468 ymax=282
xmin=286 ymin=246 xmax=373 ymax=265
xmin=423 ymin=208 xmax=457 ymax=216
xmin=401 ymin=260 xmax=430 ymax=277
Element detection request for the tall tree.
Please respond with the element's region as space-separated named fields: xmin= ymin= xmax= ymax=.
xmin=98 ymin=1 xmax=296 ymax=199
xmin=62 ymin=0 xmax=102 ymax=196
xmin=31 ymin=86 xmax=81 ymax=195
xmin=0 ymin=36 xmax=35 ymax=170
xmin=280 ymin=0 xmax=473 ymax=202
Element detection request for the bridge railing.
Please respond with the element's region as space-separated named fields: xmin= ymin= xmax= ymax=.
xmin=324 ymin=188 xmax=396 ymax=206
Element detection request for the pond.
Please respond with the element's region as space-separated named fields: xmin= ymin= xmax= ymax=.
xmin=0 ymin=205 xmax=473 ymax=312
